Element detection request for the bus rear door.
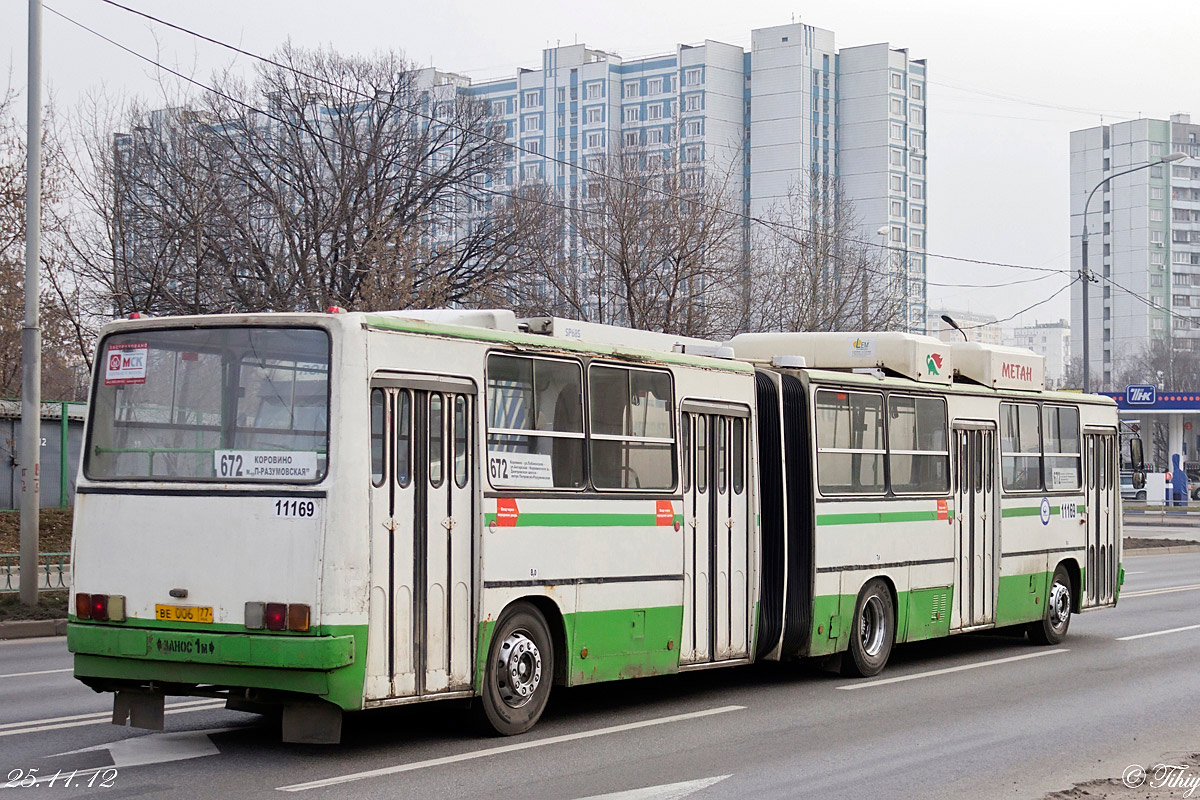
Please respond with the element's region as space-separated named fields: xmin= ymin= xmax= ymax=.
xmin=367 ymin=377 xmax=475 ymax=700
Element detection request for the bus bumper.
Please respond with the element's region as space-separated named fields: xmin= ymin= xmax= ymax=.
xmin=66 ymin=622 xmax=365 ymax=711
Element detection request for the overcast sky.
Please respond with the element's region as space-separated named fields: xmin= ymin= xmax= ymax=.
xmin=4 ymin=0 xmax=1198 ymax=328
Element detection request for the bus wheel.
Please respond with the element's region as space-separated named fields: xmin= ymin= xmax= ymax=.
xmin=478 ymin=602 xmax=554 ymax=735
xmin=1029 ymin=565 xmax=1072 ymax=645
xmin=842 ymin=579 xmax=894 ymax=678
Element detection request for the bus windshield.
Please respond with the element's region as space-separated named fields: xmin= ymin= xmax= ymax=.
xmin=85 ymin=326 xmax=330 ymax=482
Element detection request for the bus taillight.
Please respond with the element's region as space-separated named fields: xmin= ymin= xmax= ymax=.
xmin=75 ymin=593 xmax=91 ymax=619
xmin=90 ymin=594 xmax=108 ymax=621
xmin=288 ymin=604 xmax=310 ymax=632
xmin=246 ymin=601 xmax=309 ymax=631
xmin=265 ymin=603 xmax=288 ymax=631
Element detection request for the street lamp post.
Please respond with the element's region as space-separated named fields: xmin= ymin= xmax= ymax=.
xmin=1080 ymin=152 xmax=1188 ymax=394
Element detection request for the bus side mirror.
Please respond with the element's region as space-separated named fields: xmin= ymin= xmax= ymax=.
xmin=1130 ymin=438 xmax=1146 ymax=489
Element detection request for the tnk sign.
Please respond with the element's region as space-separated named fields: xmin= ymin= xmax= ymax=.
xmin=1125 ymin=384 xmax=1156 ymax=406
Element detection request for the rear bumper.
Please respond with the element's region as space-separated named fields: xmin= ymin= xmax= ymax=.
xmin=67 ymin=622 xmax=365 ymax=710
xmin=67 ymin=622 xmax=354 ymax=669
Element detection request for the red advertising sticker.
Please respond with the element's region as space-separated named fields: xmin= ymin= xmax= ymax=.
xmin=936 ymin=499 xmax=949 ymax=521
xmin=104 ymin=342 xmax=149 ymax=386
xmin=656 ymin=500 xmax=675 ymax=526
xmin=496 ymin=498 xmax=519 ymax=527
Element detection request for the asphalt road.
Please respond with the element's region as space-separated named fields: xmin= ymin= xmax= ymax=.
xmin=3 ymin=553 xmax=1199 ymax=800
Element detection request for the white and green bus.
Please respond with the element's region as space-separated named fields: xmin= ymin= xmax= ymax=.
xmin=67 ymin=310 xmax=1139 ymax=742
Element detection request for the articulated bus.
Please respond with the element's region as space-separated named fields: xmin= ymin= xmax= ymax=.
xmin=67 ymin=310 xmax=1139 ymax=742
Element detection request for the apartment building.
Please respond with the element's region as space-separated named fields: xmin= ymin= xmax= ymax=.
xmin=927 ymin=308 xmax=1004 ymax=345
xmin=1006 ymin=319 xmax=1070 ymax=389
xmin=1070 ymin=113 xmax=1200 ymax=390
xmin=466 ymin=22 xmax=928 ymax=330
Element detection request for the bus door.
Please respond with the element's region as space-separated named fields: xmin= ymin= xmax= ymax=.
xmin=1085 ymin=430 xmax=1117 ymax=605
xmin=952 ymin=423 xmax=997 ymax=629
xmin=680 ymin=405 xmax=751 ymax=664
xmin=367 ymin=377 xmax=475 ymax=700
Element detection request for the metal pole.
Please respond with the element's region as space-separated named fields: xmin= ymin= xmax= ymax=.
xmin=59 ymin=401 xmax=68 ymax=508
xmin=19 ymin=0 xmax=42 ymax=607
xmin=1081 ymin=224 xmax=1090 ymax=394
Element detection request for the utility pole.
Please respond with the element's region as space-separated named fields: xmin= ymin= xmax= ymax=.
xmin=20 ymin=0 xmax=42 ymax=607
xmin=1079 ymin=152 xmax=1188 ymax=395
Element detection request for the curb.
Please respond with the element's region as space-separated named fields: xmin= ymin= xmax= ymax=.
xmin=1124 ymin=544 xmax=1200 ymax=557
xmin=0 ymin=619 xmax=67 ymax=640
xmin=1123 ymin=518 xmax=1200 ymax=528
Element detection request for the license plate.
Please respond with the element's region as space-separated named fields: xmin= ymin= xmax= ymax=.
xmin=155 ymin=604 xmax=213 ymax=624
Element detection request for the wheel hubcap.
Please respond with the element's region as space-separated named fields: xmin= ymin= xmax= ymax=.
xmin=1049 ymin=579 xmax=1071 ymax=631
xmin=496 ymin=631 xmax=542 ymax=709
xmin=860 ymin=595 xmax=886 ymax=657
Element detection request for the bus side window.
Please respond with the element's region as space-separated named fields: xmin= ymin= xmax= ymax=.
xmin=485 ymin=354 xmax=584 ymax=489
xmin=396 ymin=390 xmax=411 ymax=487
xmin=588 ymin=365 xmax=676 ymax=491
xmin=370 ymin=388 xmax=386 ymax=486
xmin=429 ymin=394 xmax=444 ymax=488
xmin=732 ymin=417 xmax=745 ymax=495
xmin=696 ymin=415 xmax=708 ymax=492
xmin=453 ymin=395 xmax=469 ymax=489
xmin=717 ymin=417 xmax=728 ymax=494
xmin=681 ymin=414 xmax=691 ymax=493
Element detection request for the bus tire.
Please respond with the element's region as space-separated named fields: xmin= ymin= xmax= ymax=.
xmin=477 ymin=602 xmax=554 ymax=736
xmin=1028 ymin=565 xmax=1072 ymax=645
xmin=842 ymin=579 xmax=894 ymax=678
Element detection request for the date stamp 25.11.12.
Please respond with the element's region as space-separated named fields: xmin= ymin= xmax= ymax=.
xmin=5 ymin=769 xmax=118 ymax=789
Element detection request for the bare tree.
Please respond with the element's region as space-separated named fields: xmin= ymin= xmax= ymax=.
xmin=0 ymin=84 xmax=90 ymax=399
xmin=747 ymin=169 xmax=903 ymax=333
xmin=69 ymin=45 xmax=540 ymax=317
xmin=499 ymin=143 xmax=744 ymax=338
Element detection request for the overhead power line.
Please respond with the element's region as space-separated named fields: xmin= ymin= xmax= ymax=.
xmin=88 ymin=0 xmax=1077 ymax=281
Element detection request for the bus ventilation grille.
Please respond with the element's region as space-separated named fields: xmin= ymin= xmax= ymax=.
xmin=931 ymin=592 xmax=948 ymax=621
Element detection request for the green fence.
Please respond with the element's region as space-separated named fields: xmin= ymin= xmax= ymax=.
xmin=0 ymin=553 xmax=69 ymax=592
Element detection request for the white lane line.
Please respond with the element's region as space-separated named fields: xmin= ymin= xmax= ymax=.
xmin=0 ymin=667 xmax=73 ymax=679
xmin=837 ymin=649 xmax=1069 ymax=691
xmin=1118 ymin=624 xmax=1200 ymax=641
xmin=574 ymin=775 xmax=732 ymax=800
xmin=276 ymin=705 xmax=746 ymax=792
xmin=1122 ymin=583 xmax=1200 ymax=599
xmin=0 ymin=699 xmax=225 ymax=738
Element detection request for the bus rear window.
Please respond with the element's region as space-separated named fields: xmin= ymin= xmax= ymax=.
xmin=86 ymin=327 xmax=330 ymax=482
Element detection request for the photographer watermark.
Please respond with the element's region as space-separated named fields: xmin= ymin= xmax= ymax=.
xmin=1124 ymin=763 xmax=1200 ymax=797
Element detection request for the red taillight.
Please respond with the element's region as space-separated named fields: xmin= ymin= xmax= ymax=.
xmin=90 ymin=594 xmax=109 ymax=622
xmin=75 ymin=593 xmax=91 ymax=619
xmin=265 ymin=603 xmax=287 ymax=631
xmin=128 ymin=312 xmax=141 ymax=319
xmin=327 ymin=306 xmax=344 ymax=314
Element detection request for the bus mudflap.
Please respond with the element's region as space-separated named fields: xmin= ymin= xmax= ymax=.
xmin=113 ymin=689 xmax=164 ymax=731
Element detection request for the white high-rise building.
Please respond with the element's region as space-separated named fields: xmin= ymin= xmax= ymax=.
xmin=467 ymin=22 xmax=928 ymax=330
xmin=927 ymin=308 xmax=1003 ymax=345
xmin=1070 ymin=113 xmax=1200 ymax=390
xmin=1007 ymin=319 xmax=1071 ymax=389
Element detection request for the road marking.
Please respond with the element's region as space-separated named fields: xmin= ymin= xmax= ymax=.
xmin=1118 ymin=623 xmax=1200 ymax=641
xmin=49 ymin=726 xmax=238 ymax=771
xmin=0 ymin=667 xmax=72 ymax=679
xmin=574 ymin=775 xmax=731 ymax=800
xmin=0 ymin=699 xmax=225 ymax=738
xmin=837 ymin=649 xmax=1069 ymax=691
xmin=276 ymin=705 xmax=746 ymax=792
xmin=1122 ymin=583 xmax=1200 ymax=599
